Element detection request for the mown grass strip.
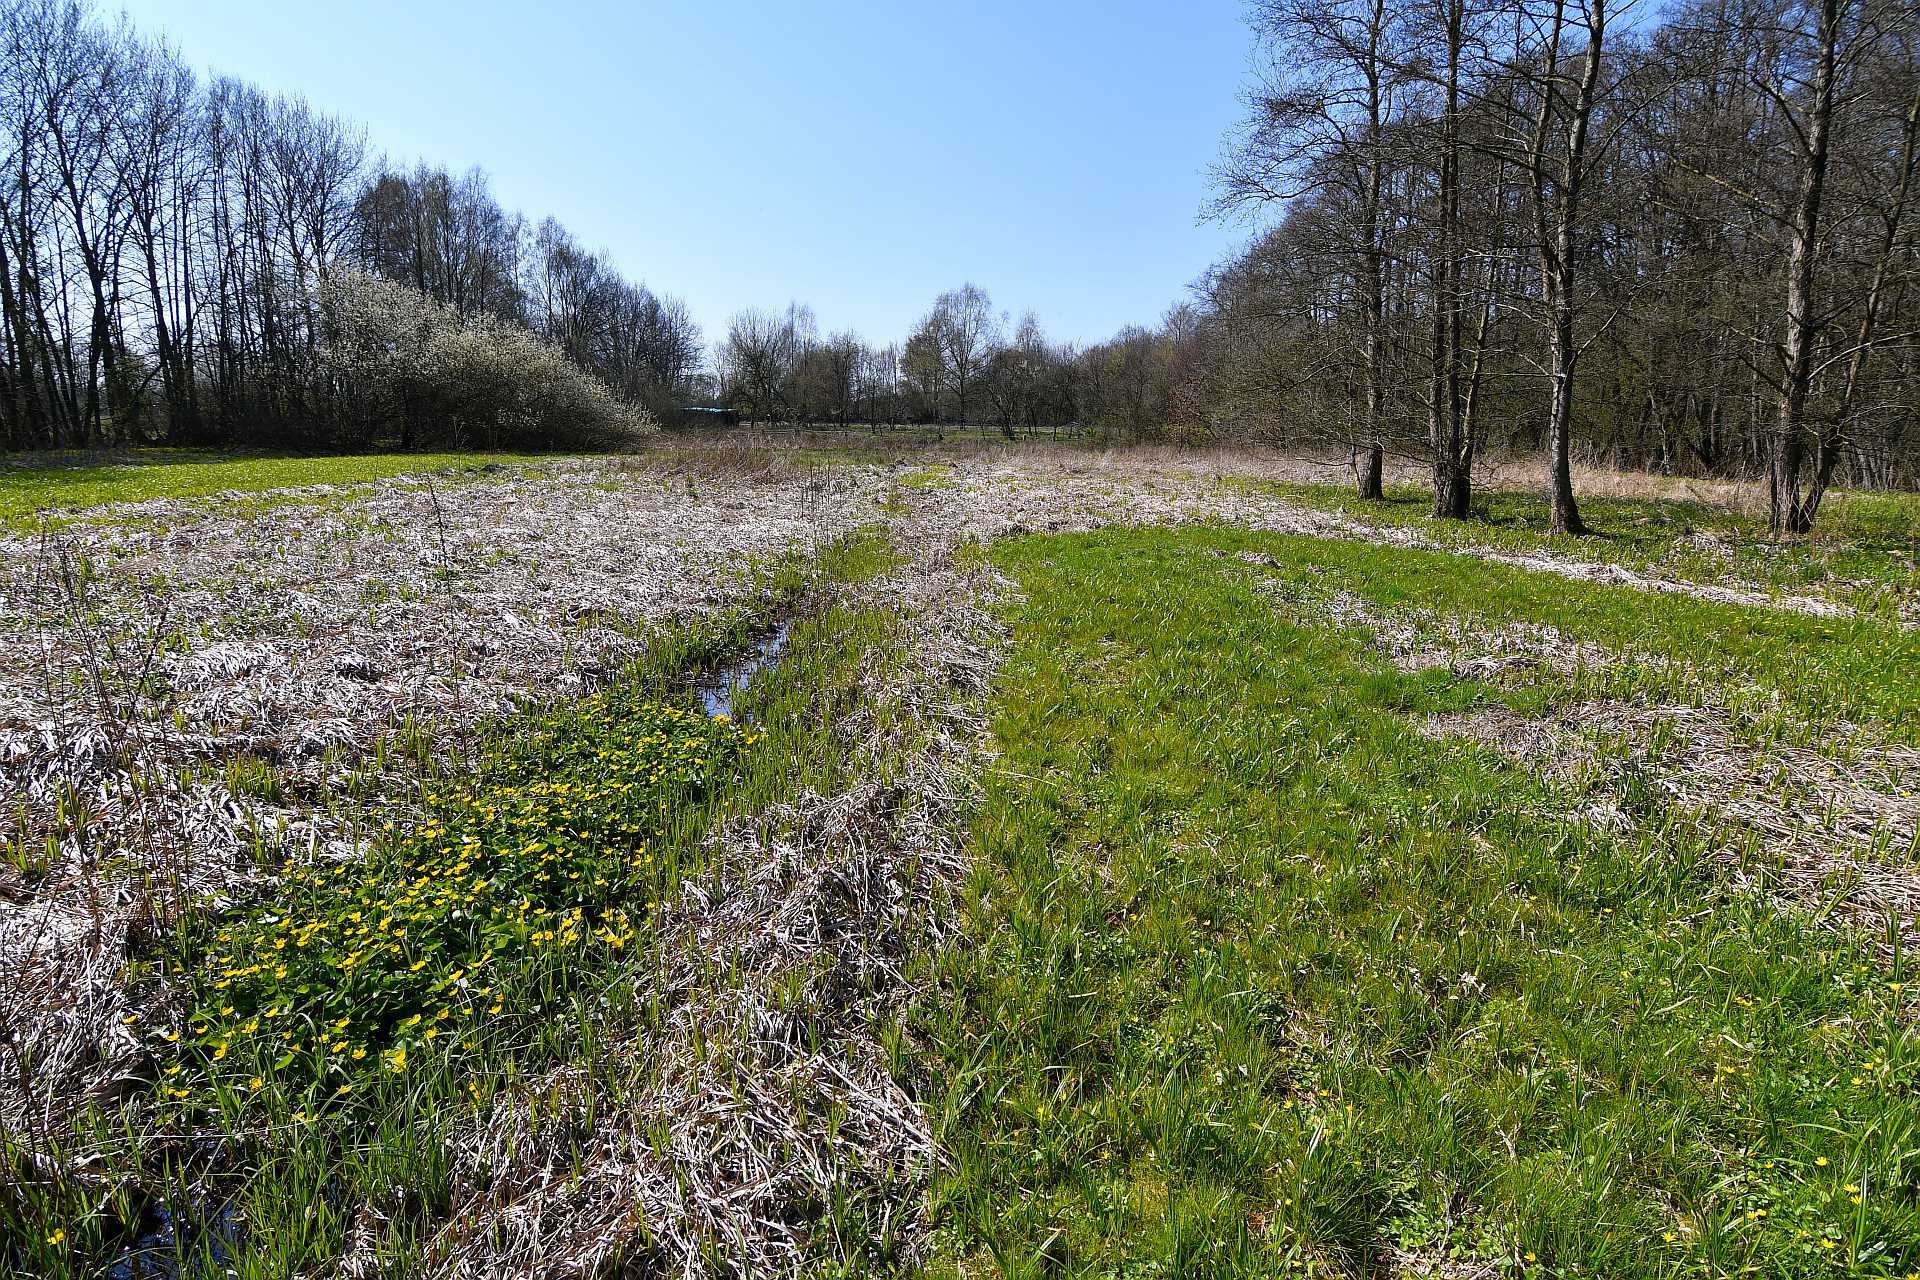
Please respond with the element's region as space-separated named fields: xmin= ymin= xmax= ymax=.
xmin=925 ymin=526 xmax=1917 ymax=1280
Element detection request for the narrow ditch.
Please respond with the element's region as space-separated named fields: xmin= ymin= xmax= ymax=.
xmin=692 ymin=619 xmax=792 ymax=720
xmin=80 ymin=614 xmax=803 ymax=1280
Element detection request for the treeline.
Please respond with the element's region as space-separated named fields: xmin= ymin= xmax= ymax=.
xmin=12 ymin=0 xmax=1917 ymax=534
xmin=711 ymin=286 xmax=1208 ymax=441
xmin=1205 ymin=0 xmax=1920 ymax=532
xmin=1 ymin=0 xmax=698 ymax=451
xmin=709 ymin=0 xmax=1920 ymax=533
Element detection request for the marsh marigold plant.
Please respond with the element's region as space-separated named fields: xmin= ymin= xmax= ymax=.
xmin=169 ymin=688 xmax=754 ymax=1104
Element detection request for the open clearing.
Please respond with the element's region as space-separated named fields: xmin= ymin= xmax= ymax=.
xmin=3 ymin=441 xmax=1918 ymax=1279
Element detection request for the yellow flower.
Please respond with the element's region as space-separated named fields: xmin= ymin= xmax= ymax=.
xmin=47 ymin=1229 xmax=66 ymax=1246
xmin=1815 ymin=1156 xmax=1829 ymax=1167
xmin=1662 ymin=1232 xmax=1676 ymax=1243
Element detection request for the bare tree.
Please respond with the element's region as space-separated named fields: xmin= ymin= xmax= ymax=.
xmin=718 ymin=304 xmax=813 ymax=423
xmin=1421 ymin=0 xmax=1479 ymax=518
xmin=1769 ymin=0 xmax=1851 ymax=532
xmin=922 ymin=284 xmax=1000 ymax=425
xmin=1216 ymin=0 xmax=1409 ymax=497
xmin=1509 ymin=0 xmax=1635 ymax=534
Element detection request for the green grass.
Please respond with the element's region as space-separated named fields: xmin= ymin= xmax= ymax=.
xmin=0 ymin=450 xmax=553 ymax=526
xmin=924 ymin=525 xmax=1918 ymax=1279
xmin=1244 ymin=530 xmax=1920 ymax=744
xmin=10 ymin=448 xmax=1919 ymax=1277
xmin=1264 ymin=482 xmax=1920 ymax=620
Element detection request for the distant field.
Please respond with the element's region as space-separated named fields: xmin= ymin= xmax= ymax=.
xmin=0 ymin=449 xmax=552 ymax=525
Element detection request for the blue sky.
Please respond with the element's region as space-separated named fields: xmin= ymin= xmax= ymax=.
xmin=112 ymin=0 xmax=1261 ymax=353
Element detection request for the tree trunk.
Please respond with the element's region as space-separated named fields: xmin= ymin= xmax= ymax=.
xmin=1546 ymin=306 xmax=1586 ymax=534
xmin=1435 ymin=455 xmax=1472 ymax=517
xmin=1429 ymin=0 xmax=1469 ymax=521
xmin=1769 ymin=0 xmax=1842 ymax=536
xmin=1791 ymin=75 xmax=1917 ymax=532
xmin=1358 ymin=441 xmax=1385 ymax=499
xmin=1358 ymin=0 xmax=1390 ymax=501
xmin=1529 ymin=0 xmax=1601 ymax=536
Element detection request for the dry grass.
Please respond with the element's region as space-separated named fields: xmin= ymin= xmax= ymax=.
xmin=1424 ymin=700 xmax=1920 ymax=957
xmin=5 ymin=441 xmax=1913 ymax=1278
xmin=0 ymin=458 xmax=879 ymax=1132
xmin=4 ymin=446 xmax=1887 ymax=1137
xmin=1246 ymin=558 xmax=1920 ymax=959
xmin=390 ymin=509 xmax=1010 ymax=1278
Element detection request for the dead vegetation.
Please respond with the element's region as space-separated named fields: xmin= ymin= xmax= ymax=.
xmin=0 ymin=449 xmax=1886 ymax=1136
xmin=0 ymin=458 xmax=874 ymax=1132
xmin=2 ymin=444 xmax=1911 ymax=1277
xmin=384 ymin=515 xmax=1009 ymax=1278
xmin=1238 ymin=548 xmax=1642 ymax=685
xmin=1238 ymin=548 xmax=1920 ymax=957
xmin=1424 ymin=701 xmax=1920 ymax=955
xmin=912 ymin=456 xmax=1875 ymax=621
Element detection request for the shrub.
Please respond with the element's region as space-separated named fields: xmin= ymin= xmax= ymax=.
xmin=321 ymin=271 xmax=656 ymax=451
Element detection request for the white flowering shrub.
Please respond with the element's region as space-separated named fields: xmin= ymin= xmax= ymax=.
xmin=321 ymin=271 xmax=655 ymax=450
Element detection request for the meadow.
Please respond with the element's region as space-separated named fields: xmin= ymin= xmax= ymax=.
xmin=0 ymin=442 xmax=1915 ymax=1279
xmin=0 ymin=450 xmax=554 ymax=528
